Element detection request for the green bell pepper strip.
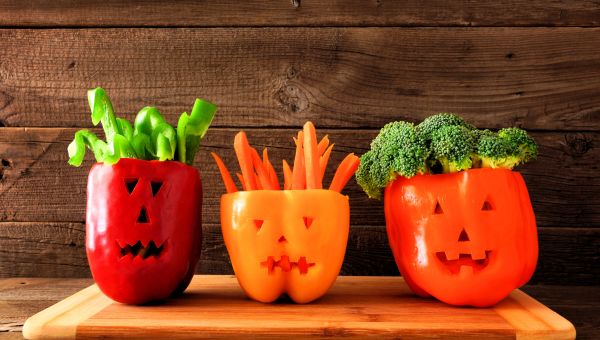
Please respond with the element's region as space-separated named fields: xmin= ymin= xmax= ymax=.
xmin=88 ymin=88 xmax=119 ymax=144
xmin=68 ymin=87 xmax=216 ymax=166
xmin=134 ymin=107 xmax=177 ymax=161
xmin=176 ymin=98 xmax=217 ymax=164
xmin=117 ymin=118 xmax=134 ymax=141
xmin=101 ymin=134 xmax=138 ymax=165
xmin=68 ymin=129 xmax=105 ymax=166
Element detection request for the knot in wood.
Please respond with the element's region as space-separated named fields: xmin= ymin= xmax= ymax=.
xmin=564 ymin=133 xmax=592 ymax=157
xmin=275 ymin=83 xmax=309 ymax=114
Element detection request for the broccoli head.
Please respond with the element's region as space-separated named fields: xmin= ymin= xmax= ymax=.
xmin=416 ymin=113 xmax=474 ymax=141
xmin=476 ymin=127 xmax=537 ymax=169
xmin=356 ymin=121 xmax=429 ymax=199
xmin=430 ymin=125 xmax=475 ymax=173
xmin=355 ymin=113 xmax=538 ymax=200
xmin=498 ymin=127 xmax=538 ymax=163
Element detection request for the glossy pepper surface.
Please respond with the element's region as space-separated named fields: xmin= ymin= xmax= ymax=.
xmin=384 ymin=168 xmax=538 ymax=307
xmin=221 ymin=190 xmax=349 ymax=303
xmin=86 ymin=158 xmax=202 ymax=304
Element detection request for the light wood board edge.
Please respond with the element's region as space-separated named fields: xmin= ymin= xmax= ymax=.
xmin=22 ymin=284 xmax=109 ymax=339
xmin=494 ymin=289 xmax=576 ymax=340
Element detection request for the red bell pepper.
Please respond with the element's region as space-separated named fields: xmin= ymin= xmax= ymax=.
xmin=86 ymin=159 xmax=202 ymax=304
xmin=384 ymin=168 xmax=538 ymax=307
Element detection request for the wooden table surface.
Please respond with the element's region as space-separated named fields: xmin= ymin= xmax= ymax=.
xmin=0 ymin=278 xmax=597 ymax=340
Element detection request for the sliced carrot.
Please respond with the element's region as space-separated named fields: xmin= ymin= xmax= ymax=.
xmin=263 ymin=148 xmax=280 ymax=190
xmin=317 ymin=135 xmax=329 ymax=156
xmin=236 ymin=173 xmax=247 ymax=191
xmin=282 ymin=160 xmax=292 ymax=190
xmin=210 ymin=152 xmax=237 ymax=193
xmin=234 ymin=132 xmax=257 ymax=190
xmin=255 ymin=172 xmax=263 ymax=190
xmin=303 ymin=121 xmax=321 ymax=189
xmin=251 ymin=148 xmax=274 ymax=190
xmin=329 ymin=153 xmax=360 ymax=192
xmin=292 ymin=131 xmax=305 ymax=190
xmin=319 ymin=143 xmax=334 ymax=185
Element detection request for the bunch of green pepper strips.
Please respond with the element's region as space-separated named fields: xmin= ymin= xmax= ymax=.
xmin=68 ymin=87 xmax=217 ymax=166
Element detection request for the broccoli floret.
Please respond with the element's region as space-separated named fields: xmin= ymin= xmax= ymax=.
xmin=498 ymin=127 xmax=538 ymax=163
xmin=416 ymin=113 xmax=475 ymax=141
xmin=430 ymin=125 xmax=475 ymax=173
xmin=477 ymin=133 xmax=518 ymax=168
xmin=356 ymin=121 xmax=429 ymax=199
xmin=477 ymin=128 xmax=537 ymax=169
xmin=356 ymin=113 xmax=538 ymax=200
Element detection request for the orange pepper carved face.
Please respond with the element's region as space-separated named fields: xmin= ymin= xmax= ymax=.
xmin=221 ymin=190 xmax=349 ymax=303
xmin=384 ymin=168 xmax=538 ymax=307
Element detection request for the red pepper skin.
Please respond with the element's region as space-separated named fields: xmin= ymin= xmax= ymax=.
xmin=86 ymin=159 xmax=202 ymax=304
xmin=384 ymin=168 xmax=538 ymax=307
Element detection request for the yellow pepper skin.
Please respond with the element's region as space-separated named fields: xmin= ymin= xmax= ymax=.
xmin=221 ymin=190 xmax=349 ymax=303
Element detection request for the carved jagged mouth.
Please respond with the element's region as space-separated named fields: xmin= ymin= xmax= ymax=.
xmin=118 ymin=240 xmax=166 ymax=259
xmin=261 ymin=256 xmax=315 ymax=274
xmin=435 ymin=251 xmax=492 ymax=275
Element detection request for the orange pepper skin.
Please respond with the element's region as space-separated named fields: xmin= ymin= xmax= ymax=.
xmin=221 ymin=190 xmax=349 ymax=303
xmin=384 ymin=168 xmax=538 ymax=307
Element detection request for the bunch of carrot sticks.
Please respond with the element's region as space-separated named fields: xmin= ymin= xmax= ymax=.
xmin=212 ymin=122 xmax=360 ymax=193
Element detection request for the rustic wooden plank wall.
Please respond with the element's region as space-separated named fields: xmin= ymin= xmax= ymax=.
xmin=0 ymin=1 xmax=598 ymax=285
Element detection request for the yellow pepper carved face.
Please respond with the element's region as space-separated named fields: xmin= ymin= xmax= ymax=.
xmin=221 ymin=190 xmax=349 ymax=303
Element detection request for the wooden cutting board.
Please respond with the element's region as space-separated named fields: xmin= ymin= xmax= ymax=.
xmin=23 ymin=275 xmax=575 ymax=339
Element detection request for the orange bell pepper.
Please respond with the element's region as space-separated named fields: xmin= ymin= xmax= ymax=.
xmin=214 ymin=122 xmax=359 ymax=303
xmin=384 ymin=168 xmax=538 ymax=307
xmin=221 ymin=190 xmax=349 ymax=303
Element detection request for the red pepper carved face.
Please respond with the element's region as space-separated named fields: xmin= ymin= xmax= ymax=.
xmin=86 ymin=159 xmax=202 ymax=304
xmin=384 ymin=168 xmax=538 ymax=307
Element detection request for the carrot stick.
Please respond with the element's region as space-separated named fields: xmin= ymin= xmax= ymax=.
xmin=292 ymin=132 xmax=305 ymax=190
xmin=210 ymin=152 xmax=237 ymax=193
xmin=282 ymin=160 xmax=292 ymax=190
xmin=236 ymin=173 xmax=247 ymax=191
xmin=251 ymin=148 xmax=274 ymax=190
xmin=303 ymin=122 xmax=321 ymax=189
xmin=263 ymin=148 xmax=280 ymax=190
xmin=255 ymin=172 xmax=263 ymax=190
xmin=329 ymin=153 xmax=360 ymax=192
xmin=317 ymin=135 xmax=329 ymax=156
xmin=319 ymin=143 xmax=334 ymax=185
xmin=234 ymin=132 xmax=257 ymax=190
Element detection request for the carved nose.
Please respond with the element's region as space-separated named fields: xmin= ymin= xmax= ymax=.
xmin=136 ymin=206 xmax=150 ymax=224
xmin=278 ymin=235 xmax=287 ymax=243
xmin=458 ymin=228 xmax=470 ymax=242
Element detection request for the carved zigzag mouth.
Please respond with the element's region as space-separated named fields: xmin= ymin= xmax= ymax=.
xmin=261 ymin=256 xmax=315 ymax=274
xmin=435 ymin=251 xmax=492 ymax=274
xmin=117 ymin=240 xmax=166 ymax=259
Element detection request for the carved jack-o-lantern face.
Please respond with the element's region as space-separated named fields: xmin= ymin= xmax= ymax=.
xmin=384 ymin=168 xmax=538 ymax=307
xmin=86 ymin=159 xmax=202 ymax=304
xmin=221 ymin=190 xmax=349 ymax=303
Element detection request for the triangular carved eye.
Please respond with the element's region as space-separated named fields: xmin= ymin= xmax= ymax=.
xmin=482 ymin=200 xmax=493 ymax=211
xmin=125 ymin=179 xmax=138 ymax=195
xmin=151 ymin=181 xmax=163 ymax=197
xmin=303 ymin=217 xmax=314 ymax=229
xmin=434 ymin=201 xmax=444 ymax=214
xmin=254 ymin=219 xmax=264 ymax=230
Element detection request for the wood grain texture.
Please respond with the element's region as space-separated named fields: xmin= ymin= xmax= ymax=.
xmin=0 ymin=28 xmax=599 ymax=130
xmin=1 ymin=222 xmax=598 ymax=286
xmin=21 ymin=276 xmax=575 ymax=339
xmin=5 ymin=279 xmax=596 ymax=339
xmin=0 ymin=278 xmax=92 ymax=336
xmin=0 ymin=128 xmax=598 ymax=228
xmin=0 ymin=1 xmax=599 ymax=27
